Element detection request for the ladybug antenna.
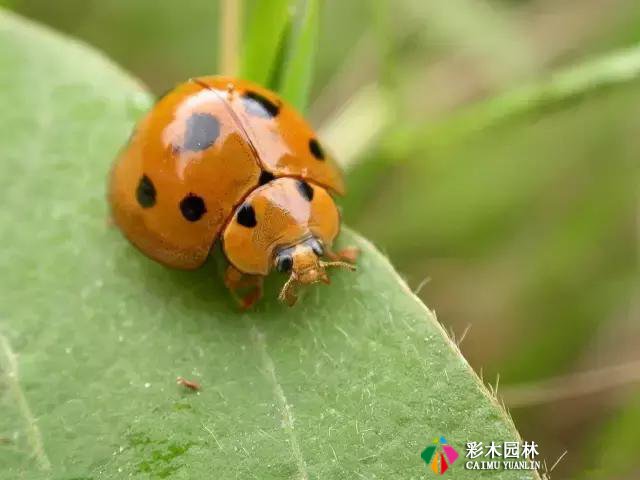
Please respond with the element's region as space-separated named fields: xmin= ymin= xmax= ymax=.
xmin=319 ymin=260 xmax=357 ymax=273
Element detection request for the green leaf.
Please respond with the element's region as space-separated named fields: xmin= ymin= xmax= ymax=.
xmin=240 ymin=0 xmax=293 ymax=87
xmin=0 ymin=10 xmax=537 ymax=479
xmin=278 ymin=0 xmax=319 ymax=111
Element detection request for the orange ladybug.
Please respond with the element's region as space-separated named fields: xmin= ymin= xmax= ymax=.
xmin=109 ymin=76 xmax=358 ymax=307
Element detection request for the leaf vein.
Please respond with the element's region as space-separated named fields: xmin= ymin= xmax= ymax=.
xmin=250 ymin=325 xmax=309 ymax=480
xmin=0 ymin=333 xmax=51 ymax=471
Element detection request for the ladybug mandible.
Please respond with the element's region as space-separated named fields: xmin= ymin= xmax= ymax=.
xmin=109 ymin=76 xmax=358 ymax=307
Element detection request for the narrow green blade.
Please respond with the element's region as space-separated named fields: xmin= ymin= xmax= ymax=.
xmin=240 ymin=0 xmax=293 ymax=86
xmin=278 ymin=0 xmax=319 ymax=111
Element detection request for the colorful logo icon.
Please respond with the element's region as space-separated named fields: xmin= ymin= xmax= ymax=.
xmin=421 ymin=436 xmax=459 ymax=475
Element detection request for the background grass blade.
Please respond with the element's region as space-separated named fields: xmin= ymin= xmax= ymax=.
xmin=278 ymin=0 xmax=319 ymax=111
xmin=240 ymin=0 xmax=293 ymax=86
xmin=384 ymin=43 xmax=640 ymax=158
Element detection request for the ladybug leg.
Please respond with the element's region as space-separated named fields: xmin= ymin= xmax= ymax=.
xmin=278 ymin=274 xmax=299 ymax=307
xmin=239 ymin=278 xmax=263 ymax=310
xmin=326 ymin=246 xmax=359 ymax=264
xmin=224 ymin=265 xmax=264 ymax=309
xmin=224 ymin=265 xmax=253 ymax=289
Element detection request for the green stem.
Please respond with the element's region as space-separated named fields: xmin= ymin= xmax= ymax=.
xmin=219 ymin=0 xmax=242 ymax=75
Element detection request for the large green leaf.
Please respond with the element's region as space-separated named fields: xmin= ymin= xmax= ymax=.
xmin=0 ymin=10 xmax=537 ymax=479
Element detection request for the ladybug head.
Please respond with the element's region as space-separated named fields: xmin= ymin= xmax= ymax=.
xmin=274 ymin=237 xmax=355 ymax=306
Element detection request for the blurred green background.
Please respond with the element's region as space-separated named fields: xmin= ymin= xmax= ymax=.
xmin=5 ymin=0 xmax=639 ymax=478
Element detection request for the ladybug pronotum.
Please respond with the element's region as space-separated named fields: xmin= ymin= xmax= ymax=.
xmin=109 ymin=76 xmax=358 ymax=307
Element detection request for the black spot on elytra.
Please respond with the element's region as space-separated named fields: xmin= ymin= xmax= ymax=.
xmin=242 ymin=91 xmax=280 ymax=119
xmin=296 ymin=180 xmax=314 ymax=202
xmin=258 ymin=170 xmax=275 ymax=186
xmin=136 ymin=175 xmax=156 ymax=208
xmin=236 ymin=203 xmax=257 ymax=228
xmin=179 ymin=194 xmax=207 ymax=222
xmin=183 ymin=113 xmax=220 ymax=151
xmin=308 ymin=138 xmax=325 ymax=160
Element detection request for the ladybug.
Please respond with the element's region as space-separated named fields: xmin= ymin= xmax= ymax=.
xmin=109 ymin=76 xmax=358 ymax=307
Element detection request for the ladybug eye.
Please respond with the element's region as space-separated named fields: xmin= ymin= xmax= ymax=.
xmin=309 ymin=239 xmax=324 ymax=257
xmin=276 ymin=255 xmax=293 ymax=273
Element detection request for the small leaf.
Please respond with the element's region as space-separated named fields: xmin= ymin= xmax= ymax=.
xmin=278 ymin=0 xmax=320 ymax=111
xmin=240 ymin=0 xmax=293 ymax=86
xmin=0 ymin=10 xmax=536 ymax=479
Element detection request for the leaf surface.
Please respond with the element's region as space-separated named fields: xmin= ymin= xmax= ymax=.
xmin=0 ymin=10 xmax=537 ymax=480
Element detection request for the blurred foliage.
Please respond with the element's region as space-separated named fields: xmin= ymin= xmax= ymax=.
xmin=6 ymin=0 xmax=640 ymax=478
xmin=581 ymin=392 xmax=640 ymax=478
xmin=9 ymin=0 xmax=221 ymax=94
xmin=364 ymin=86 xmax=639 ymax=380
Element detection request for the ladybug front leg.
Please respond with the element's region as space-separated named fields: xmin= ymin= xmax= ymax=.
xmin=224 ymin=265 xmax=264 ymax=310
xmin=326 ymin=246 xmax=360 ymax=264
